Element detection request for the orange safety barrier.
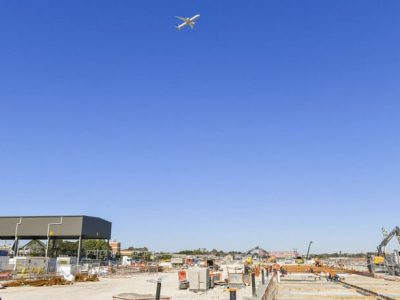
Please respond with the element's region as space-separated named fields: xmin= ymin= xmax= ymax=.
xmin=178 ymin=270 xmax=187 ymax=282
xmin=254 ymin=266 xmax=260 ymax=277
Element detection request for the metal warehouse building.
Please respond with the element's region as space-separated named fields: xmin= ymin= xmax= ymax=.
xmin=0 ymin=215 xmax=112 ymax=261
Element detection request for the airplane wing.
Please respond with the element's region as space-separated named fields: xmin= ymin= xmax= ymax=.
xmin=175 ymin=16 xmax=187 ymax=22
xmin=176 ymin=23 xmax=186 ymax=30
xmin=189 ymin=23 xmax=194 ymax=29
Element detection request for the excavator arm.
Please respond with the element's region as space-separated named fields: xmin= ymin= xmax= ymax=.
xmin=377 ymin=226 xmax=400 ymax=256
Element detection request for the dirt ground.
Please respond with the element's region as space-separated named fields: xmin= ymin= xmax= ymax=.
xmin=0 ymin=271 xmax=256 ymax=300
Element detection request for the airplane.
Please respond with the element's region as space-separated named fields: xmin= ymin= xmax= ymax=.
xmin=175 ymin=14 xmax=200 ymax=30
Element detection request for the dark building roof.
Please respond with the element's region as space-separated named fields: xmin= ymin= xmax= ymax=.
xmin=0 ymin=216 xmax=112 ymax=240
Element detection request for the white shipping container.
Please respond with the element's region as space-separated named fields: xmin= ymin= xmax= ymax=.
xmin=187 ymin=267 xmax=209 ymax=291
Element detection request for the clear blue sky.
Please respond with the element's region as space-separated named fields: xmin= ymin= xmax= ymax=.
xmin=1 ymin=0 xmax=399 ymax=254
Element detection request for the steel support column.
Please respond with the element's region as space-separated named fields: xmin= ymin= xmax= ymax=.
xmin=13 ymin=237 xmax=19 ymax=257
xmin=77 ymin=236 xmax=82 ymax=263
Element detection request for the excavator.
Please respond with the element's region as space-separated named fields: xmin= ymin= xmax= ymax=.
xmin=294 ymin=242 xmax=313 ymax=264
xmin=368 ymin=226 xmax=400 ymax=275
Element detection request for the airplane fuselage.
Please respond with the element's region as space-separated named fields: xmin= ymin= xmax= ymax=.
xmin=176 ymin=14 xmax=200 ymax=30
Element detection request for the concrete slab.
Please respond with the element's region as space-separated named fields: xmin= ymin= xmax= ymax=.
xmin=341 ymin=274 xmax=400 ymax=299
xmin=277 ymin=273 xmax=374 ymax=300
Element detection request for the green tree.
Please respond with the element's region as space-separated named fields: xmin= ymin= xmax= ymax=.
xmin=177 ymin=248 xmax=207 ymax=255
xmin=59 ymin=241 xmax=78 ymax=256
xmin=159 ymin=253 xmax=172 ymax=260
xmin=82 ymin=239 xmax=111 ymax=259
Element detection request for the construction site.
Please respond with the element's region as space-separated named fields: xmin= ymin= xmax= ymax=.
xmin=1 ymin=216 xmax=400 ymax=299
xmin=2 ymin=0 xmax=399 ymax=298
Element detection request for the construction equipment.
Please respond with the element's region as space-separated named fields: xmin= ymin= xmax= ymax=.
xmin=295 ymin=256 xmax=304 ymax=264
xmin=378 ymin=226 xmax=400 ymax=275
xmin=377 ymin=227 xmax=400 ymax=255
xmin=245 ymin=256 xmax=253 ymax=265
xmin=246 ymin=246 xmax=267 ymax=260
xmin=368 ymin=226 xmax=400 ymax=275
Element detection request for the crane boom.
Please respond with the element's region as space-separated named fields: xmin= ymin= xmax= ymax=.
xmin=306 ymin=241 xmax=313 ymax=260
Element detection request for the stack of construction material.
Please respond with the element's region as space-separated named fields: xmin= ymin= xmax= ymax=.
xmin=75 ymin=274 xmax=99 ymax=282
xmin=2 ymin=276 xmax=72 ymax=287
xmin=0 ymin=272 xmax=12 ymax=281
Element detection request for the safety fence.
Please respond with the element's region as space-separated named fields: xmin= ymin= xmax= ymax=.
xmin=254 ymin=274 xmax=278 ymax=300
xmin=264 ymin=275 xmax=278 ymax=300
xmin=108 ymin=264 xmax=160 ymax=276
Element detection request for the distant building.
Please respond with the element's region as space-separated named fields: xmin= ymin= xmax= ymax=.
xmin=171 ymin=257 xmax=185 ymax=267
xmin=268 ymin=251 xmax=298 ymax=259
xmin=18 ymin=240 xmax=46 ymax=256
xmin=224 ymin=254 xmax=234 ymax=262
xmin=109 ymin=241 xmax=121 ymax=256
xmin=120 ymin=247 xmax=151 ymax=260
xmin=120 ymin=249 xmax=134 ymax=257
